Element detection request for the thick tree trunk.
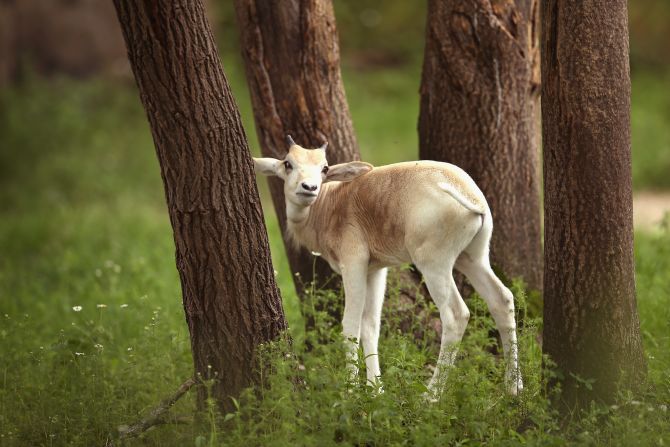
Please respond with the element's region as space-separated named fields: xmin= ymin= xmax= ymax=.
xmin=113 ymin=0 xmax=288 ymax=412
xmin=541 ymin=0 xmax=646 ymax=409
xmin=419 ymin=0 xmax=542 ymax=291
xmin=233 ymin=0 xmax=359 ymax=296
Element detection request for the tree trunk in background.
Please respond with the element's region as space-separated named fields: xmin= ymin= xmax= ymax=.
xmin=541 ymin=0 xmax=646 ymax=409
xmin=1 ymin=0 xmax=129 ymax=82
xmin=234 ymin=0 xmax=440 ymax=343
xmin=233 ymin=0 xmax=359 ymax=297
xmin=419 ymin=0 xmax=542 ymax=292
xmin=114 ymin=0 xmax=288 ymax=412
xmin=0 ymin=2 xmax=16 ymax=86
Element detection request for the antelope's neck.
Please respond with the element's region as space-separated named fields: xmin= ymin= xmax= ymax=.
xmin=286 ymin=201 xmax=311 ymax=225
xmin=284 ymin=201 xmax=312 ymax=248
xmin=285 ymin=188 xmax=331 ymax=255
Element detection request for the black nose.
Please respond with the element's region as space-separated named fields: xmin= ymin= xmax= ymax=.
xmin=301 ymin=182 xmax=318 ymax=192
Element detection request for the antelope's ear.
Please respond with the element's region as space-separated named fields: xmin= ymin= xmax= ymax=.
xmin=325 ymin=161 xmax=373 ymax=183
xmin=253 ymin=157 xmax=281 ymax=176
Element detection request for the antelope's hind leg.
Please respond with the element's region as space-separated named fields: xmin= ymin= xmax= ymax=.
xmin=416 ymin=258 xmax=470 ymax=397
xmin=456 ymin=254 xmax=523 ymax=395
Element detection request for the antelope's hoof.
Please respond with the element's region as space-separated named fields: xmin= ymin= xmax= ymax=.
xmin=506 ymin=376 xmax=524 ymax=396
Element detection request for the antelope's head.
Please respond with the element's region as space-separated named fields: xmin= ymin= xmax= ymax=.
xmin=253 ymin=135 xmax=373 ymax=207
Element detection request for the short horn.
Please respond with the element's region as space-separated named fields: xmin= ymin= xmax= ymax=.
xmin=286 ymin=134 xmax=296 ymax=147
xmin=320 ymin=141 xmax=328 ymax=151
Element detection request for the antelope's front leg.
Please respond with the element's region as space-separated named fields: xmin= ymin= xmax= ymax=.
xmin=340 ymin=259 xmax=368 ymax=383
xmin=361 ymin=267 xmax=387 ymax=387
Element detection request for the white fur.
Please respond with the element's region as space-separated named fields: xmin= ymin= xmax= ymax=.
xmin=254 ymin=143 xmax=523 ymax=397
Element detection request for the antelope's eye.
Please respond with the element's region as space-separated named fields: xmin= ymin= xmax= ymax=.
xmin=322 ymin=166 xmax=329 ymax=174
xmin=284 ymin=161 xmax=293 ymax=170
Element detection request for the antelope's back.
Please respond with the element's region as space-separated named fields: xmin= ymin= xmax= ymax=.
xmin=343 ymin=161 xmax=486 ymax=265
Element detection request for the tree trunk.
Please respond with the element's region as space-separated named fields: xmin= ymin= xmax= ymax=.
xmin=113 ymin=0 xmax=288 ymax=412
xmin=419 ymin=0 xmax=542 ymax=292
xmin=541 ymin=0 xmax=646 ymax=409
xmin=0 ymin=2 xmax=17 ymax=86
xmin=233 ymin=0 xmax=440 ymax=343
xmin=2 ymin=0 xmax=130 ymax=81
xmin=233 ymin=0 xmax=359 ymax=296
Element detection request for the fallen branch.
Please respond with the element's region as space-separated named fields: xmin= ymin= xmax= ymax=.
xmin=117 ymin=377 xmax=197 ymax=440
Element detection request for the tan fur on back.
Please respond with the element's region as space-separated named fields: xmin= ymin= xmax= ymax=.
xmin=288 ymin=161 xmax=487 ymax=270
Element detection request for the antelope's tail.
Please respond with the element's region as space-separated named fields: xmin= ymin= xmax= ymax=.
xmin=437 ymin=181 xmax=486 ymax=215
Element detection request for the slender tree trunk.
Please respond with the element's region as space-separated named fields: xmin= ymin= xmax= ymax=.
xmin=0 ymin=2 xmax=17 ymax=86
xmin=541 ymin=0 xmax=646 ymax=409
xmin=233 ymin=0 xmax=359 ymax=296
xmin=419 ymin=0 xmax=542 ymax=291
xmin=113 ymin=0 xmax=288 ymax=412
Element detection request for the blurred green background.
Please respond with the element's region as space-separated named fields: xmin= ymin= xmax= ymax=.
xmin=2 ymin=0 xmax=668 ymax=329
xmin=1 ymin=1 xmax=669 ymax=445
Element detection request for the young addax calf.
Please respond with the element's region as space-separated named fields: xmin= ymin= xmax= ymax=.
xmin=254 ymin=136 xmax=522 ymax=397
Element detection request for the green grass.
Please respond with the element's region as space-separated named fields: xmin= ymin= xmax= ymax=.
xmin=1 ymin=68 xmax=669 ymax=446
xmin=631 ymin=70 xmax=670 ymax=189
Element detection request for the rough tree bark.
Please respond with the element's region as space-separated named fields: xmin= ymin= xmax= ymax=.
xmin=419 ymin=0 xmax=542 ymax=291
xmin=233 ymin=0 xmax=359 ymax=295
xmin=113 ymin=0 xmax=288 ymax=412
xmin=541 ymin=0 xmax=646 ymax=408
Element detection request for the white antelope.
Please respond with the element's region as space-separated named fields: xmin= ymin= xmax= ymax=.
xmin=254 ymin=136 xmax=522 ymax=397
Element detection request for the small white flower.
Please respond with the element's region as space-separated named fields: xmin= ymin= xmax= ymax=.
xmin=74 ymin=352 xmax=85 ymax=356
xmin=127 ymin=347 xmax=133 ymax=351
xmin=72 ymin=306 xmax=82 ymax=312
xmin=298 ymin=364 xmax=306 ymax=371
xmin=660 ymin=404 xmax=668 ymax=412
xmin=120 ymin=304 xmax=129 ymax=309
xmin=311 ymin=251 xmax=322 ymax=257
xmin=94 ymin=344 xmax=103 ymax=350
xmin=273 ymin=270 xmax=279 ymax=277
xmin=96 ymin=304 xmax=107 ymax=309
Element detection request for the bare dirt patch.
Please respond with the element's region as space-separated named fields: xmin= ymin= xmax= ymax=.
xmin=634 ymin=191 xmax=670 ymax=230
